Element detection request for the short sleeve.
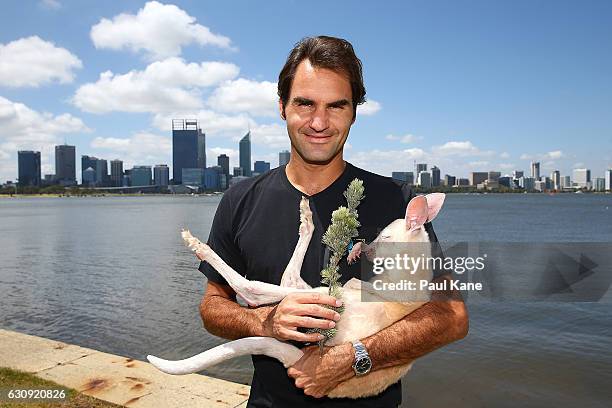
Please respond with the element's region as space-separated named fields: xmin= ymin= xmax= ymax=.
xmin=198 ymin=193 xmax=246 ymax=286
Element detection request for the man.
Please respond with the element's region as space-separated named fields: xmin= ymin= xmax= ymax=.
xmin=199 ymin=36 xmax=468 ymax=407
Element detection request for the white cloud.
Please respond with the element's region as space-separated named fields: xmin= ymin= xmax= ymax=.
xmin=249 ymin=123 xmax=289 ymax=149
xmin=207 ymin=78 xmax=278 ymax=117
xmin=90 ymin=1 xmax=234 ymax=60
xmin=499 ymin=151 xmax=510 ymax=159
xmin=385 ymin=133 xmax=420 ymax=144
xmin=357 ymin=99 xmax=381 ymax=116
xmin=520 ymin=150 xmax=564 ymax=161
xmin=498 ymin=163 xmax=515 ymax=170
xmin=544 ymin=150 xmax=564 ymax=160
xmin=90 ymin=132 xmax=171 ymax=168
xmin=0 ymin=96 xmax=89 ymax=182
xmin=432 ymin=141 xmax=494 ymax=157
xmin=0 ymin=36 xmax=82 ymax=87
xmin=39 ymin=0 xmax=61 ymax=10
xmin=468 ymin=160 xmax=490 ymax=168
xmin=72 ymin=58 xmax=239 ymax=114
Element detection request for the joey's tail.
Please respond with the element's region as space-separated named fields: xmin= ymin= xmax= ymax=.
xmin=147 ymin=337 xmax=304 ymax=375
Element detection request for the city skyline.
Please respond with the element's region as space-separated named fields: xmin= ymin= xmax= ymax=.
xmin=1 ymin=1 xmax=611 ymax=183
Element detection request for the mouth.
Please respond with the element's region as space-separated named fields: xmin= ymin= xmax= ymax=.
xmin=303 ymin=133 xmax=333 ymax=144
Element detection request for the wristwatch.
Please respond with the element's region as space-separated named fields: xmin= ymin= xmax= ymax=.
xmin=351 ymin=340 xmax=372 ymax=376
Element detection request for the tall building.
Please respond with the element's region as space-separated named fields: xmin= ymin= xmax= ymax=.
xmin=417 ymin=171 xmax=431 ymax=188
xmin=81 ymin=155 xmax=98 ymax=185
xmin=217 ymin=154 xmax=230 ymax=180
xmin=17 ymin=151 xmax=41 ymax=186
xmin=573 ymin=168 xmax=591 ymax=189
xmin=605 ymin=169 xmax=612 ymax=191
xmin=416 ymin=163 xmax=427 ymax=174
xmin=444 ymin=174 xmax=456 ymax=186
xmin=96 ymin=159 xmax=108 ymax=187
xmin=431 ymin=166 xmax=441 ymax=187
xmin=239 ymin=131 xmax=252 ymax=176
xmin=154 ymin=164 xmax=169 ymax=187
xmin=488 ymin=171 xmax=501 ymax=182
xmin=131 ymin=166 xmax=152 ymax=186
xmin=551 ymin=170 xmax=561 ymax=190
xmin=204 ymin=166 xmax=222 ymax=190
xmin=531 ymin=162 xmax=540 ymax=179
xmin=233 ymin=167 xmax=243 ymax=177
xmin=172 ymin=119 xmax=206 ymax=184
xmin=594 ymin=178 xmax=605 ymax=191
xmin=110 ymin=159 xmax=123 ymax=187
xmin=279 ymin=150 xmax=290 ymax=166
xmin=561 ymin=175 xmax=571 ymax=189
xmin=182 ymin=168 xmax=205 ymax=186
xmin=254 ymin=161 xmax=270 ymax=175
xmin=391 ymin=172 xmax=411 ymax=183
xmin=55 ymin=144 xmax=76 ymax=185
xmin=470 ymin=172 xmax=488 ymax=186
xmin=513 ymin=170 xmax=524 ymax=179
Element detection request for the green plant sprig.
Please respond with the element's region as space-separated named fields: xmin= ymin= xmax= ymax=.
xmin=306 ymin=178 xmax=364 ymax=350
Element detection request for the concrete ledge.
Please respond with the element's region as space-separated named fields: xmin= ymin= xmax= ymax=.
xmin=0 ymin=329 xmax=250 ymax=407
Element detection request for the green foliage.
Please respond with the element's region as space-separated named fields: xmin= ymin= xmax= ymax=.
xmin=307 ymin=178 xmax=364 ymax=349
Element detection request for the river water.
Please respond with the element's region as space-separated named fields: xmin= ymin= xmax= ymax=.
xmin=0 ymin=193 xmax=610 ymax=407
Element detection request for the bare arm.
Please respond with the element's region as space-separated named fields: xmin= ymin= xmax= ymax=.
xmin=200 ymin=281 xmax=341 ymax=342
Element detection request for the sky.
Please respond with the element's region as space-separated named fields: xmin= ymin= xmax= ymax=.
xmin=1 ymin=0 xmax=611 ymax=183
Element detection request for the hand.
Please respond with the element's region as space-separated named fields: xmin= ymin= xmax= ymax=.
xmin=262 ymin=292 xmax=342 ymax=342
xmin=287 ymin=343 xmax=354 ymax=398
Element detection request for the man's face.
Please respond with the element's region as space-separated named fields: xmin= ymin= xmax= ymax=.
xmin=280 ymin=59 xmax=355 ymax=165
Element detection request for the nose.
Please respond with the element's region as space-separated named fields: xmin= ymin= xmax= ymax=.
xmin=309 ymin=106 xmax=329 ymax=132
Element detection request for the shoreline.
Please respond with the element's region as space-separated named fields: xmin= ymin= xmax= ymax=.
xmin=0 ymin=329 xmax=250 ymax=408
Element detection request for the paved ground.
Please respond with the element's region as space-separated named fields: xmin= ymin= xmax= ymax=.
xmin=0 ymin=329 xmax=251 ymax=407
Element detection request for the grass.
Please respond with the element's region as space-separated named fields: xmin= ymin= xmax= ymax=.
xmin=0 ymin=367 xmax=123 ymax=408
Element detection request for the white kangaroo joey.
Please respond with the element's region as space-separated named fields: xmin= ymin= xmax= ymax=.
xmin=147 ymin=193 xmax=446 ymax=399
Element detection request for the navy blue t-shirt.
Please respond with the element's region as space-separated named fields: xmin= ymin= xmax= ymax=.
xmin=199 ymin=162 xmax=440 ymax=408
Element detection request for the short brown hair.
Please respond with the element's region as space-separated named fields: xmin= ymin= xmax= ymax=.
xmin=278 ymin=36 xmax=366 ymax=119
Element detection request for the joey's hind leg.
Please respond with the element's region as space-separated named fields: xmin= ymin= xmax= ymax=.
xmin=182 ymin=230 xmax=308 ymax=306
xmin=280 ymin=197 xmax=313 ymax=289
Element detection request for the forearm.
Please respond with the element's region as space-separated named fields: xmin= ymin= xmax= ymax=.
xmin=200 ymin=294 xmax=273 ymax=340
xmin=363 ymin=274 xmax=469 ymax=371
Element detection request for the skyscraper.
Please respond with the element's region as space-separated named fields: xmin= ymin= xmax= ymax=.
xmin=531 ymin=162 xmax=540 ymax=179
xmin=470 ymin=172 xmax=488 ymax=186
xmin=573 ymin=168 xmax=591 ymax=189
xmin=551 ymin=170 xmax=561 ymax=190
xmin=81 ymin=155 xmax=98 ymax=185
xmin=431 ymin=166 xmax=441 ymax=187
xmin=55 ymin=144 xmax=76 ymax=185
xmin=217 ymin=154 xmax=230 ymax=179
xmin=110 ymin=159 xmax=123 ymax=187
xmin=131 ymin=166 xmax=152 ymax=186
xmin=254 ymin=161 xmax=270 ymax=175
xmin=17 ymin=151 xmax=41 ymax=186
xmin=172 ymin=119 xmax=206 ymax=184
xmin=96 ymin=159 xmax=108 ymax=187
xmin=605 ymin=169 xmax=612 ymax=191
xmin=154 ymin=164 xmax=169 ymax=186
xmin=279 ymin=150 xmax=290 ymax=166
xmin=239 ymin=131 xmax=252 ymax=176
xmin=416 ymin=163 xmax=427 ymax=174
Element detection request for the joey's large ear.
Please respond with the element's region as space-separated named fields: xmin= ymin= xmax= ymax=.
xmin=425 ymin=193 xmax=445 ymax=222
xmin=405 ymin=195 xmax=428 ymax=231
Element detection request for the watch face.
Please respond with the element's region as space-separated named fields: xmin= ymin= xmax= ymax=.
xmin=355 ymin=357 xmax=372 ymax=374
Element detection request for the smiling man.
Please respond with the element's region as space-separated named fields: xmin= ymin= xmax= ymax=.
xmin=198 ymin=36 xmax=468 ymax=407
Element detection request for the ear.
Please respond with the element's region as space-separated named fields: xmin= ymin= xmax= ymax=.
xmin=425 ymin=193 xmax=446 ymax=222
xmin=405 ymin=195 xmax=428 ymax=231
xmin=279 ymin=99 xmax=286 ymax=120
